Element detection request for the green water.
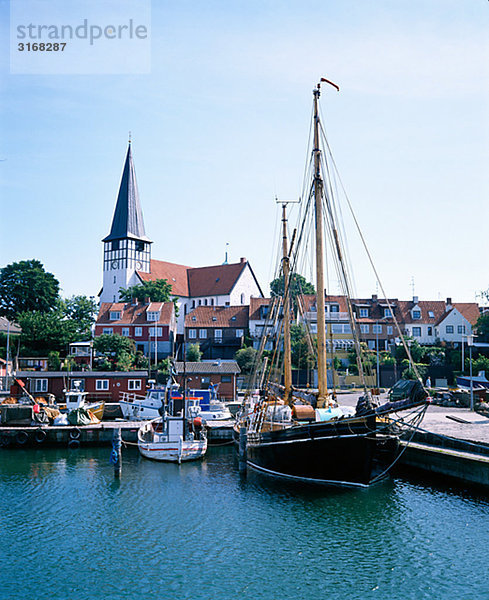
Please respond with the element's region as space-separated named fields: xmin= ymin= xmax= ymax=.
xmin=0 ymin=446 xmax=488 ymax=600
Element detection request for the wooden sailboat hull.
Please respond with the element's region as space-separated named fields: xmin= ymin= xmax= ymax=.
xmin=246 ymin=416 xmax=397 ymax=488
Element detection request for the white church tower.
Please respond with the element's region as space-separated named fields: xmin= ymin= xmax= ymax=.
xmin=100 ymin=141 xmax=152 ymax=303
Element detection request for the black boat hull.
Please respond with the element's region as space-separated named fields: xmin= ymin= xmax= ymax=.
xmin=246 ymin=416 xmax=397 ymax=488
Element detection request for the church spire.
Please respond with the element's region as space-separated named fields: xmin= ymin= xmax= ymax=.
xmin=103 ymin=141 xmax=151 ymax=243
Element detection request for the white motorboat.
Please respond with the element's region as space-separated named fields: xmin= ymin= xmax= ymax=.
xmin=138 ymin=395 xmax=207 ymax=463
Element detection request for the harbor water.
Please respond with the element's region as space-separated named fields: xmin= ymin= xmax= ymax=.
xmin=1 ymin=446 xmax=488 ymax=600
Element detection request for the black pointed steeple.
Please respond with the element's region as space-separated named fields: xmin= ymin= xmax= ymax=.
xmin=103 ymin=142 xmax=151 ymax=243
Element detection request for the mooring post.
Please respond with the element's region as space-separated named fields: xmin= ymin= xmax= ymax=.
xmin=111 ymin=427 xmax=122 ymax=478
xmin=239 ymin=426 xmax=247 ymax=475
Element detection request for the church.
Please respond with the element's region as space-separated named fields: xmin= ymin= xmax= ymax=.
xmin=99 ymin=142 xmax=264 ymax=337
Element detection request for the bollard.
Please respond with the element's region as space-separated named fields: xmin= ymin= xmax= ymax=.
xmin=110 ymin=427 xmax=122 ymax=478
xmin=239 ymin=426 xmax=247 ymax=475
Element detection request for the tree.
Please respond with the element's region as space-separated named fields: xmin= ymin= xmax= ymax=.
xmin=0 ymin=259 xmax=60 ymax=320
xmin=61 ymin=295 xmax=98 ymax=340
xmin=93 ymin=334 xmax=136 ymax=370
xmin=119 ymin=279 xmax=174 ymax=303
xmin=17 ymin=310 xmax=78 ymax=353
xmin=475 ymin=313 xmax=489 ymax=343
xmin=186 ymin=343 xmax=202 ymax=362
xmin=394 ymin=337 xmax=425 ymax=364
xmin=290 ymin=323 xmax=316 ymax=369
xmin=270 ymin=273 xmax=315 ymax=308
xmin=235 ymin=346 xmax=258 ymax=374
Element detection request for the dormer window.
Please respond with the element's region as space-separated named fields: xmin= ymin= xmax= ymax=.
xmin=384 ymin=308 xmax=392 ymax=318
xmin=231 ymin=316 xmax=237 ymax=321
xmin=110 ymin=311 xmax=121 ymax=320
xmin=412 ymin=310 xmax=421 ymax=320
xmin=147 ymin=311 xmax=160 ymax=322
xmin=212 ymin=316 xmax=217 ymax=322
xmin=359 ymin=308 xmax=369 ymax=318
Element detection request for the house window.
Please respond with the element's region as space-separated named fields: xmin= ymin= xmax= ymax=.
xmin=384 ymin=308 xmax=393 ymax=318
xmin=412 ymin=327 xmax=422 ymax=337
xmin=149 ymin=327 xmax=163 ymax=336
xmin=241 ymin=293 xmax=245 ymax=304
xmin=135 ymin=327 xmax=142 ymax=337
xmin=368 ymin=340 xmax=375 ymax=350
xmin=147 ymin=311 xmax=160 ymax=321
xmin=331 ymin=324 xmax=343 ymax=334
xmin=236 ymin=329 xmax=244 ymax=337
xmin=96 ymin=380 xmax=109 ymax=391
xmin=428 ymin=327 xmax=433 ymax=336
xmin=373 ymin=324 xmax=382 ymax=334
xmin=198 ymin=300 xmax=202 ymax=306
xmin=189 ymin=329 xmax=197 ymax=339
xmin=215 ymin=329 xmax=222 ymax=338
xmin=103 ymin=328 xmax=113 ymax=335
xmin=204 ymin=299 xmax=208 ymax=305
xmin=412 ymin=310 xmax=421 ymax=320
xmin=446 ymin=325 xmax=454 ymax=334
xmin=34 ymin=379 xmax=48 ymax=393
xmin=330 ymin=305 xmax=339 ymax=313
xmin=128 ymin=379 xmax=142 ymax=390
xmin=428 ymin=311 xmax=435 ymax=318
xmin=110 ymin=311 xmax=121 ymax=320
xmin=199 ymin=329 xmax=207 ymax=339
xmin=221 ymin=375 xmax=231 ymax=383
xmin=387 ymin=326 xmax=393 ymax=335
xmin=122 ymin=327 xmax=130 ymax=336
xmin=211 ymin=299 xmax=214 ymax=306
xmin=192 ymin=300 xmax=195 ymax=308
xmin=201 ymin=376 xmax=211 ymax=385
xmin=360 ymin=324 xmax=369 ymax=334
xmin=359 ymin=308 xmax=369 ymax=318
xmin=458 ymin=325 xmax=465 ymax=334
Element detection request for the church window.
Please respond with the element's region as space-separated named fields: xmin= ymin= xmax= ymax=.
xmin=135 ymin=241 xmax=145 ymax=252
xmin=241 ymin=293 xmax=245 ymax=304
xmin=111 ymin=240 xmax=119 ymax=251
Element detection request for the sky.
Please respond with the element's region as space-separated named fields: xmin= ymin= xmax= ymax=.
xmin=1 ymin=0 xmax=488 ymax=305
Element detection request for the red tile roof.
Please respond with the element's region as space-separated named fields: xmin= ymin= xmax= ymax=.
xmin=137 ymin=259 xmax=191 ymax=297
xmin=249 ymin=297 xmax=272 ymax=320
xmin=185 ymin=305 xmax=249 ymax=328
xmin=137 ymin=259 xmax=259 ymax=299
xmin=454 ymin=303 xmax=480 ymax=326
xmin=298 ymin=294 xmax=349 ymax=314
xmin=96 ymin=301 xmax=175 ymax=326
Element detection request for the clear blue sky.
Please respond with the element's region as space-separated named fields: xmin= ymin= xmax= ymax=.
xmin=1 ymin=0 xmax=488 ymax=303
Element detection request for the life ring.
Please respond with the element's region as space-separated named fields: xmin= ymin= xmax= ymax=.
xmin=70 ymin=428 xmax=81 ymax=440
xmin=0 ymin=434 xmax=11 ymax=448
xmin=35 ymin=429 xmax=47 ymax=443
xmin=16 ymin=430 xmax=29 ymax=445
xmin=68 ymin=438 xmax=80 ymax=449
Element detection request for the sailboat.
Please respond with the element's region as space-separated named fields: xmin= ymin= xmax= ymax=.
xmin=239 ymin=80 xmax=428 ymax=488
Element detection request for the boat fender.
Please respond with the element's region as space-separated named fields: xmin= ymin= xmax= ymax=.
xmin=16 ymin=430 xmax=29 ymax=445
xmin=35 ymin=428 xmax=47 ymax=443
xmin=68 ymin=438 xmax=80 ymax=450
xmin=193 ymin=417 xmax=203 ymax=430
xmin=70 ymin=428 xmax=81 ymax=440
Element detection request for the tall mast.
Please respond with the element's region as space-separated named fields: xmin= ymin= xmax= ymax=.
xmin=313 ymin=84 xmax=329 ymax=406
xmin=281 ymin=203 xmax=292 ymax=404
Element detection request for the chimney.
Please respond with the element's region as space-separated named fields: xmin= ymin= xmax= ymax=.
xmin=446 ymin=297 xmax=452 ymax=311
xmin=131 ymin=297 xmax=137 ymax=306
xmin=371 ymin=294 xmax=378 ymax=301
xmin=413 ymin=296 xmax=418 ymax=304
xmin=145 ymin=297 xmax=151 ymax=305
xmin=240 ymin=257 xmax=246 ymax=263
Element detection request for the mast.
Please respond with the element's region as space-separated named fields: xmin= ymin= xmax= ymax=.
xmin=281 ymin=203 xmax=292 ymax=403
xmin=313 ymin=84 xmax=329 ymax=406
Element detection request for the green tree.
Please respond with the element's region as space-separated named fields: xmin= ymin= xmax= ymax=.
xmin=119 ymin=279 xmax=174 ymax=303
xmin=475 ymin=313 xmax=489 ymax=343
xmin=93 ymin=334 xmax=136 ymax=370
xmin=0 ymin=259 xmax=60 ymax=320
xmin=235 ymin=346 xmax=258 ymax=374
xmin=186 ymin=343 xmax=202 ymax=362
xmin=61 ymin=295 xmax=98 ymax=339
xmin=394 ymin=337 xmax=425 ymax=364
xmin=17 ymin=310 xmax=78 ymax=354
xmin=270 ymin=273 xmax=315 ymax=308
xmin=290 ymin=323 xmax=316 ymax=369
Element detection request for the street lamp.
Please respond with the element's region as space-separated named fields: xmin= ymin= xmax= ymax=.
xmin=467 ymin=334 xmax=474 ymax=411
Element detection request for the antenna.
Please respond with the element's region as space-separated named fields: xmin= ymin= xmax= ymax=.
xmin=223 ymin=242 xmax=229 ymax=265
xmin=411 ymin=276 xmax=415 ymax=298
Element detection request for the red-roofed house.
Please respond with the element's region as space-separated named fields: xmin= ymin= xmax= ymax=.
xmin=95 ymin=299 xmax=177 ymax=359
xmin=184 ymin=306 xmax=249 ymax=359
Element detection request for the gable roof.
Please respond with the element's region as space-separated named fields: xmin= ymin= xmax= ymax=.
xmin=103 ymin=143 xmax=151 ymax=243
xmin=249 ymin=297 xmax=272 ymax=320
xmin=185 ymin=305 xmax=249 ymax=328
xmin=137 ymin=259 xmax=262 ymax=300
xmin=96 ymin=301 xmax=175 ymax=326
xmin=454 ymin=303 xmax=480 ymax=326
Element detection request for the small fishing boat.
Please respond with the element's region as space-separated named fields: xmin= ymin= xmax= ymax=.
xmin=138 ymin=394 xmax=207 ymax=463
xmin=62 ymin=381 xmax=105 ymax=421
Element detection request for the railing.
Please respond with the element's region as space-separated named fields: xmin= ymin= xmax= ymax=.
xmin=303 ymin=311 xmax=349 ymax=321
